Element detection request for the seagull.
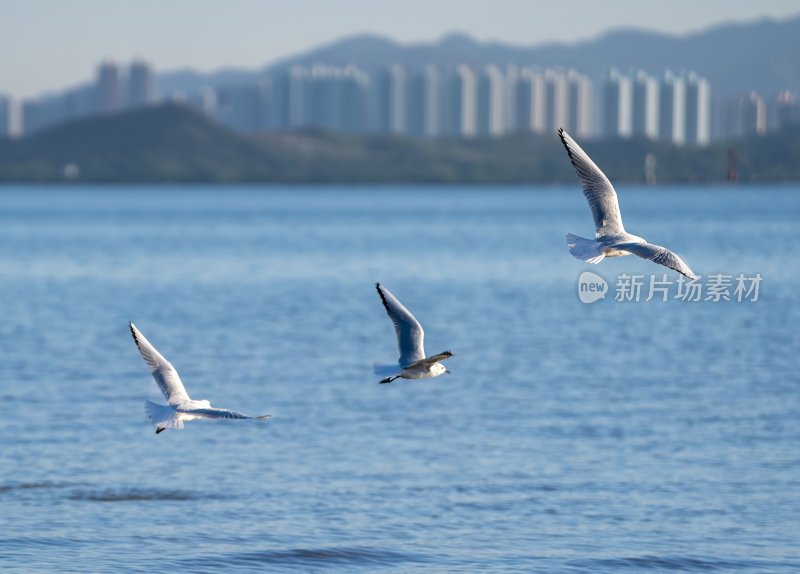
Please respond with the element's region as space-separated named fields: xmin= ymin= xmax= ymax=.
xmin=129 ymin=322 xmax=270 ymax=434
xmin=374 ymin=283 xmax=453 ymax=384
xmin=558 ymin=128 xmax=697 ymax=280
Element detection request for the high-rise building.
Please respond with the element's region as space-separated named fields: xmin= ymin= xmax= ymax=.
xmin=566 ymin=70 xmax=592 ymax=138
xmin=97 ymin=61 xmax=122 ymax=113
xmin=659 ymin=71 xmax=686 ymax=145
xmin=504 ymin=66 xmax=520 ymax=133
xmin=309 ymin=66 xmax=341 ymax=131
xmin=266 ymin=67 xmax=311 ymax=129
xmin=443 ymin=65 xmax=477 ymax=137
xmin=511 ymin=67 xmax=545 ymax=134
xmin=286 ymin=66 xmax=312 ymax=129
xmin=685 ymin=73 xmax=711 ymax=146
xmin=632 ymin=70 xmax=659 ymax=140
xmin=477 ymin=65 xmax=505 ymax=137
xmin=774 ymin=90 xmax=799 ymax=129
xmin=544 ymin=69 xmax=568 ymax=133
xmin=341 ymin=66 xmax=370 ymax=134
xmin=408 ymin=65 xmax=442 ymax=138
xmin=296 ymin=65 xmax=370 ymax=133
xmin=375 ymin=65 xmax=407 ymax=134
xmin=0 ymin=95 xmax=22 ymax=138
xmin=726 ymin=91 xmax=766 ymax=138
xmin=603 ymin=68 xmax=632 ymax=138
xmin=129 ymin=60 xmax=156 ymax=108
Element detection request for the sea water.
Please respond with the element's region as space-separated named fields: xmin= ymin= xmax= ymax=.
xmin=0 ymin=184 xmax=798 ymax=572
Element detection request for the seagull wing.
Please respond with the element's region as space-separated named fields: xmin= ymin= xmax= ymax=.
xmin=406 ymin=350 xmax=454 ymax=369
xmin=614 ymin=241 xmax=697 ymax=280
xmin=183 ymin=407 xmax=271 ymax=420
xmin=559 ymin=128 xmax=625 ymax=236
xmin=129 ymin=323 xmax=191 ymax=406
xmin=376 ymin=283 xmax=426 ymax=367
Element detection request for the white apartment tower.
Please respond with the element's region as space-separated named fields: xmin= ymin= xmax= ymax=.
xmin=375 ymin=65 xmax=408 ymax=134
xmin=408 ymin=65 xmax=442 ymax=138
xmin=544 ymin=69 xmax=568 ymax=133
xmin=477 ymin=65 xmax=505 ymax=137
xmin=566 ymin=69 xmax=592 ymax=138
xmin=685 ymin=73 xmax=711 ymax=146
xmin=603 ymin=68 xmax=632 ymax=138
xmin=659 ymin=71 xmax=686 ymax=145
xmin=511 ymin=67 xmax=546 ymax=134
xmin=444 ymin=65 xmax=477 ymax=137
xmin=632 ymin=70 xmax=659 ymax=139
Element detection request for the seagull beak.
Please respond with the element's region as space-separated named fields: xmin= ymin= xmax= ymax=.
xmin=445 ymin=369 xmax=452 ymax=375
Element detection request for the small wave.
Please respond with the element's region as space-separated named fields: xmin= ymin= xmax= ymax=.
xmin=569 ymin=555 xmax=775 ymax=571
xmin=203 ymin=546 xmax=429 ymax=569
xmin=68 ymin=488 xmax=215 ymax=502
xmin=0 ymin=481 xmax=72 ymax=493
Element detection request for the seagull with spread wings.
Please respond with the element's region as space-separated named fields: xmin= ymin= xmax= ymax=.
xmin=558 ymin=128 xmax=697 ymax=280
xmin=129 ymin=322 xmax=270 ymax=434
xmin=374 ymin=283 xmax=453 ymax=384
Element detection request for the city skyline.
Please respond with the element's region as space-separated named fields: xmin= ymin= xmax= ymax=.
xmin=10 ymin=58 xmax=780 ymax=146
xmin=1 ymin=1 xmax=799 ymax=99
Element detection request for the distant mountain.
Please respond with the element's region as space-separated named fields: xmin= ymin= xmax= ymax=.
xmin=2 ymin=103 xmax=799 ymax=183
xmin=157 ymin=14 xmax=800 ymax=98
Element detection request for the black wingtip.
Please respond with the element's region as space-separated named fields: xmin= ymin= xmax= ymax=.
xmin=129 ymin=322 xmax=142 ymax=348
xmin=558 ymin=128 xmax=579 ymax=169
xmin=376 ymin=283 xmax=390 ymax=312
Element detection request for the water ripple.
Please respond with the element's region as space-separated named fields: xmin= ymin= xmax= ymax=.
xmin=68 ymin=487 xmax=219 ymax=502
xmin=568 ymin=555 xmax=797 ymax=572
xmin=197 ymin=546 xmax=431 ymax=569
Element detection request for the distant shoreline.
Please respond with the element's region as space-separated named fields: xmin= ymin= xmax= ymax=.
xmin=2 ymin=104 xmax=799 ymax=184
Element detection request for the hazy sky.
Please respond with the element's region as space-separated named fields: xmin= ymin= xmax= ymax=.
xmin=3 ymin=0 xmax=799 ymax=98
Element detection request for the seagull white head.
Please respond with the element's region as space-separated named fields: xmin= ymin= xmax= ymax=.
xmin=431 ymin=363 xmax=448 ymax=377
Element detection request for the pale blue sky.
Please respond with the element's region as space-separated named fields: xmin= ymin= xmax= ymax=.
xmin=3 ymin=0 xmax=799 ymax=98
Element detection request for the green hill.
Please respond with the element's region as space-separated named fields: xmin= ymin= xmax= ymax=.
xmin=0 ymin=104 xmax=273 ymax=181
xmin=1 ymin=103 xmax=798 ymax=183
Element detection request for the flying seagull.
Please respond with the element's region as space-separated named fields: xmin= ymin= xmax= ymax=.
xmin=374 ymin=283 xmax=453 ymax=384
xmin=129 ymin=322 xmax=270 ymax=434
xmin=558 ymin=128 xmax=697 ymax=280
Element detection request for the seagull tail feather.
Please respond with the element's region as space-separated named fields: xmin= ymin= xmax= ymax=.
xmin=144 ymin=400 xmax=183 ymax=432
xmin=566 ymin=233 xmax=606 ymax=264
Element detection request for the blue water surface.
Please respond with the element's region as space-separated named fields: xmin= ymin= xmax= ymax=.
xmin=0 ymin=184 xmax=798 ymax=573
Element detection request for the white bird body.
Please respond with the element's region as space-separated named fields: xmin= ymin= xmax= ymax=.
xmin=129 ymin=322 xmax=270 ymax=434
xmin=374 ymin=283 xmax=453 ymax=384
xmin=559 ymin=128 xmax=697 ymax=280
